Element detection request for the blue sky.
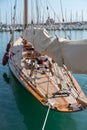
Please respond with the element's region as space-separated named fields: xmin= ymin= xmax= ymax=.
xmin=0 ymin=0 xmax=87 ymax=24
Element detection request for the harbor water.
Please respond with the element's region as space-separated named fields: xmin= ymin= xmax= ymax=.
xmin=0 ymin=30 xmax=87 ymax=130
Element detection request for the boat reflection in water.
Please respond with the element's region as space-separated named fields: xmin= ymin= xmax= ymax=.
xmin=3 ymin=73 xmax=10 ymax=84
xmin=3 ymin=71 xmax=77 ymax=130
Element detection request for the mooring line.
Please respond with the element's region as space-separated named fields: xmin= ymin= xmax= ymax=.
xmin=42 ymin=104 xmax=51 ymax=130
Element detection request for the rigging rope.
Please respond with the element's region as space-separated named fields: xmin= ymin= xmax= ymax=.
xmin=11 ymin=0 xmax=17 ymax=46
xmin=31 ymin=0 xmax=34 ymax=24
xmin=53 ymin=63 xmax=63 ymax=87
xmin=46 ymin=0 xmax=60 ymax=22
xmin=46 ymin=76 xmax=50 ymax=98
xmin=13 ymin=0 xmax=17 ymax=26
xmin=60 ymin=0 xmax=64 ymax=22
xmin=52 ymin=63 xmax=80 ymax=99
xmin=42 ymin=105 xmax=51 ymax=130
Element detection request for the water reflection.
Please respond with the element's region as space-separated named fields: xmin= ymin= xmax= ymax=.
xmin=3 ymin=70 xmax=77 ymax=130
xmin=3 ymin=73 xmax=10 ymax=84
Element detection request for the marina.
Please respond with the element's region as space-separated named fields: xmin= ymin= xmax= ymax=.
xmin=1 ymin=22 xmax=87 ymax=32
xmin=1 ymin=0 xmax=87 ymax=129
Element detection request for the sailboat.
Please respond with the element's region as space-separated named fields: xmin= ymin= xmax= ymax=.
xmin=2 ymin=0 xmax=87 ymax=112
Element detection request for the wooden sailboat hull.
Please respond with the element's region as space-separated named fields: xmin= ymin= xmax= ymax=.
xmin=8 ymin=61 xmax=84 ymax=112
xmin=8 ymin=40 xmax=87 ymax=112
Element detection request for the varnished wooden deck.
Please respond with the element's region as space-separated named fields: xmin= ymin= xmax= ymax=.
xmin=21 ymin=55 xmax=85 ymax=112
xmin=9 ymin=38 xmax=87 ymax=112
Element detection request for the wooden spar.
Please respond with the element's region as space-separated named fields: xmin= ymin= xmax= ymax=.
xmin=24 ymin=0 xmax=28 ymax=29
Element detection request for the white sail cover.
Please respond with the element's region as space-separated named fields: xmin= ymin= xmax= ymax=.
xmin=22 ymin=28 xmax=87 ymax=74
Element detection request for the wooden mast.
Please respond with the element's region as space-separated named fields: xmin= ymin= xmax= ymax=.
xmin=24 ymin=0 xmax=28 ymax=29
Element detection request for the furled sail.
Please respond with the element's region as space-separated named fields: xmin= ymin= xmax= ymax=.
xmin=22 ymin=28 xmax=87 ymax=74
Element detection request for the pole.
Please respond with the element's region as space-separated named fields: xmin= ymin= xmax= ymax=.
xmin=24 ymin=0 xmax=28 ymax=29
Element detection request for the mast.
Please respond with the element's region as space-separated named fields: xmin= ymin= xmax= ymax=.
xmin=11 ymin=6 xmax=13 ymax=25
xmin=81 ymin=10 xmax=83 ymax=22
xmin=36 ymin=0 xmax=39 ymax=24
xmin=0 ymin=9 xmax=1 ymax=24
xmin=60 ymin=0 xmax=64 ymax=22
xmin=70 ymin=10 xmax=72 ymax=23
xmin=24 ymin=0 xmax=28 ymax=29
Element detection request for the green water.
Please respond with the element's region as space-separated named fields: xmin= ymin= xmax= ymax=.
xmin=0 ymin=31 xmax=87 ymax=130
